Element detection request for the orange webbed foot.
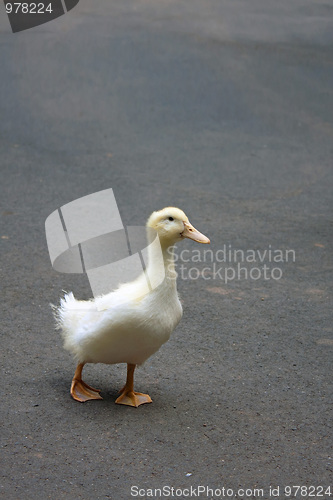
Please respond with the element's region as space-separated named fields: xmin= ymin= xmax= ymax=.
xmin=71 ymin=378 xmax=103 ymax=403
xmin=115 ymin=390 xmax=152 ymax=407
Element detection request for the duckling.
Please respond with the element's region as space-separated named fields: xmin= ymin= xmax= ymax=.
xmin=54 ymin=207 xmax=210 ymax=407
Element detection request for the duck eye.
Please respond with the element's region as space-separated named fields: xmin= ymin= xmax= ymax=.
xmin=168 ymin=216 xmax=174 ymax=221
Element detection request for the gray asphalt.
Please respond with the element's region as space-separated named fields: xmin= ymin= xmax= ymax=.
xmin=1 ymin=1 xmax=332 ymax=499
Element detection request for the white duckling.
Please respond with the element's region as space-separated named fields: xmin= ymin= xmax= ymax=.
xmin=54 ymin=207 xmax=210 ymax=407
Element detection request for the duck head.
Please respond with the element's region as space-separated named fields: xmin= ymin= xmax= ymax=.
xmin=147 ymin=207 xmax=210 ymax=248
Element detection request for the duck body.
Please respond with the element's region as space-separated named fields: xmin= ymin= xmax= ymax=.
xmin=53 ymin=207 xmax=210 ymax=406
xmin=57 ymin=258 xmax=182 ymax=366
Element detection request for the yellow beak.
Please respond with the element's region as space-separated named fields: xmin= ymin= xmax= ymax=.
xmin=181 ymin=221 xmax=210 ymax=244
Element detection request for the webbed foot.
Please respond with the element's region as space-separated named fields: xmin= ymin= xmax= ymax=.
xmin=71 ymin=378 xmax=103 ymax=402
xmin=70 ymin=363 xmax=103 ymax=402
xmin=115 ymin=390 xmax=152 ymax=407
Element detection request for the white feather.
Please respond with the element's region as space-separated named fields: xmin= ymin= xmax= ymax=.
xmin=53 ymin=207 xmax=193 ymax=367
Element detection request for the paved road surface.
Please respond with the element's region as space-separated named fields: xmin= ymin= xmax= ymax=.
xmin=1 ymin=1 xmax=332 ymax=498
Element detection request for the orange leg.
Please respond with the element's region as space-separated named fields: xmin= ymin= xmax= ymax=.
xmin=70 ymin=362 xmax=103 ymax=402
xmin=115 ymin=363 xmax=152 ymax=407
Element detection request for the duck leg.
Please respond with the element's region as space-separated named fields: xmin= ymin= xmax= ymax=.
xmin=115 ymin=364 xmax=152 ymax=407
xmin=70 ymin=362 xmax=103 ymax=402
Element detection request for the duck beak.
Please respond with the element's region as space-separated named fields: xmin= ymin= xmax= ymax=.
xmin=181 ymin=221 xmax=210 ymax=244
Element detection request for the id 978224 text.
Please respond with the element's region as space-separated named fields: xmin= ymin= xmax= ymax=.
xmin=5 ymin=2 xmax=53 ymax=14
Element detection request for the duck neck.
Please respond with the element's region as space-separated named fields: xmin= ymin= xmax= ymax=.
xmin=162 ymin=244 xmax=177 ymax=283
xmin=146 ymin=237 xmax=178 ymax=288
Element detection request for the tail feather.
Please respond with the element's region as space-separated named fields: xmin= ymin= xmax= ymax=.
xmin=51 ymin=292 xmax=95 ymax=354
